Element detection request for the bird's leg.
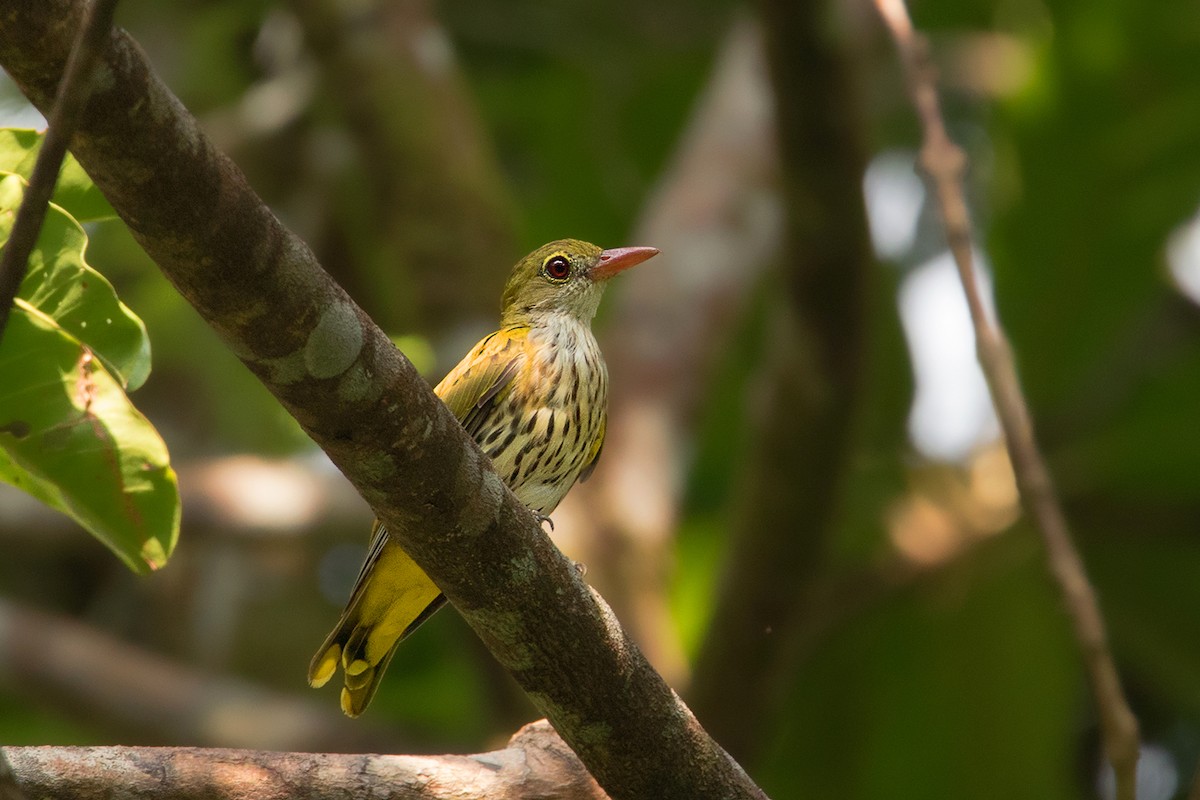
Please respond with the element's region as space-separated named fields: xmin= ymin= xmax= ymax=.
xmin=527 ymin=510 xmax=583 ymax=573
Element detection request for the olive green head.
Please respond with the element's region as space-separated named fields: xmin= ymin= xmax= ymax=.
xmin=500 ymin=239 xmax=659 ymax=326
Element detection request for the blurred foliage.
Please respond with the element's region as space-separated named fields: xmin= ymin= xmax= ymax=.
xmin=441 ymin=0 xmax=731 ymax=250
xmin=2 ymin=0 xmax=1200 ymax=798
xmin=765 ymin=529 xmax=1081 ymax=800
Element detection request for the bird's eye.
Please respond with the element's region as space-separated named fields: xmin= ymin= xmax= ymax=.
xmin=544 ymin=255 xmax=571 ymax=281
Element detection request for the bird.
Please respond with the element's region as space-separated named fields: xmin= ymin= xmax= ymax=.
xmin=308 ymin=238 xmax=659 ymax=716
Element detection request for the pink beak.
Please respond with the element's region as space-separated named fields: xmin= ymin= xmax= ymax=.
xmin=591 ymin=246 xmax=660 ymax=280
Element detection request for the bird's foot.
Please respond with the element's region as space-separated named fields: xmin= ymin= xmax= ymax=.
xmin=532 ymin=510 xmax=555 ymax=532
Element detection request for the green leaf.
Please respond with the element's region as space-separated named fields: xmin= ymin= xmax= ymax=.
xmin=0 ymin=302 xmax=178 ymax=573
xmin=0 ymin=172 xmax=150 ymax=390
xmin=0 ymin=128 xmax=115 ymax=222
xmin=0 ymin=164 xmax=174 ymax=573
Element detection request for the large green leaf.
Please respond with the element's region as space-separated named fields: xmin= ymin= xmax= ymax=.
xmin=0 ymin=163 xmax=175 ymax=574
xmin=0 ymin=128 xmax=115 ymax=222
xmin=0 ymin=302 xmax=177 ymax=573
xmin=0 ymin=173 xmax=150 ymax=390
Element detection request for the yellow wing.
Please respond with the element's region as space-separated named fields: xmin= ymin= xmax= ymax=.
xmin=308 ymin=326 xmax=529 ymax=716
xmin=307 ymin=520 xmax=446 ymax=715
xmin=435 ymin=326 xmax=527 ymax=435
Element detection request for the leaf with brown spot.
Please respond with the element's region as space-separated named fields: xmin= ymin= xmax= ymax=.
xmin=0 ymin=151 xmax=174 ymax=573
xmin=0 ymin=302 xmax=178 ymax=572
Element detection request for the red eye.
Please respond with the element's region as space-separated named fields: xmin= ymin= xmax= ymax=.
xmin=544 ymin=255 xmax=571 ymax=280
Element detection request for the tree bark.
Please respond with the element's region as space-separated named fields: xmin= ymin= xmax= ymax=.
xmin=0 ymin=3 xmax=765 ymax=798
xmin=4 ymin=721 xmax=606 ymax=800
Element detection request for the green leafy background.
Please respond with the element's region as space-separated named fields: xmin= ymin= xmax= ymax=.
xmin=1 ymin=1 xmax=1199 ymax=798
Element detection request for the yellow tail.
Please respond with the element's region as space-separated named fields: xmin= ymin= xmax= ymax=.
xmin=308 ymin=525 xmax=445 ymax=717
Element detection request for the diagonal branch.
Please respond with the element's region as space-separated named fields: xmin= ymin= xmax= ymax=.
xmin=0 ymin=0 xmax=118 ymax=342
xmin=871 ymin=1 xmax=1141 ymax=797
xmin=0 ymin=3 xmax=764 ymax=798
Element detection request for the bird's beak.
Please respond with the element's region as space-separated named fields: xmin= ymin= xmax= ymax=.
xmin=591 ymin=246 xmax=660 ymax=280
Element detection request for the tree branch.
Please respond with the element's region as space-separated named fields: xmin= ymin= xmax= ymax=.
xmin=0 ymin=748 xmax=27 ymax=800
xmin=871 ymin=1 xmax=1142 ymax=797
xmin=0 ymin=0 xmax=117 ymax=342
xmin=0 ymin=3 xmax=764 ymax=798
xmin=5 ymin=720 xmax=606 ymax=800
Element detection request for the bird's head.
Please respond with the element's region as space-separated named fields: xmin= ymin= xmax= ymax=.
xmin=500 ymin=239 xmax=659 ymax=326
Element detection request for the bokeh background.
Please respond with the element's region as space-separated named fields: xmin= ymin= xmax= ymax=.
xmin=3 ymin=1 xmax=1200 ymax=798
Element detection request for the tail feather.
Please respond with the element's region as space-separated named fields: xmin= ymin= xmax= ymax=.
xmin=307 ymin=642 xmax=341 ymax=688
xmin=308 ymin=535 xmax=446 ymax=717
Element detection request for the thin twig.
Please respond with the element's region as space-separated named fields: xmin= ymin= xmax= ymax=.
xmin=871 ymin=1 xmax=1142 ymax=798
xmin=0 ymin=0 xmax=119 ymax=343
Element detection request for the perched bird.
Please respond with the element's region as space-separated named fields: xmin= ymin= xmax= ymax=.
xmin=309 ymin=239 xmax=659 ymax=716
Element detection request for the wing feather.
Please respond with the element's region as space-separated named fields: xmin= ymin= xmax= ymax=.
xmin=436 ymin=326 xmax=527 ymax=437
xmin=309 ymin=325 xmax=533 ymax=716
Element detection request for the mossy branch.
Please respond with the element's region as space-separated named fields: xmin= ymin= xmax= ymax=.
xmin=0 ymin=3 xmax=765 ymax=798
